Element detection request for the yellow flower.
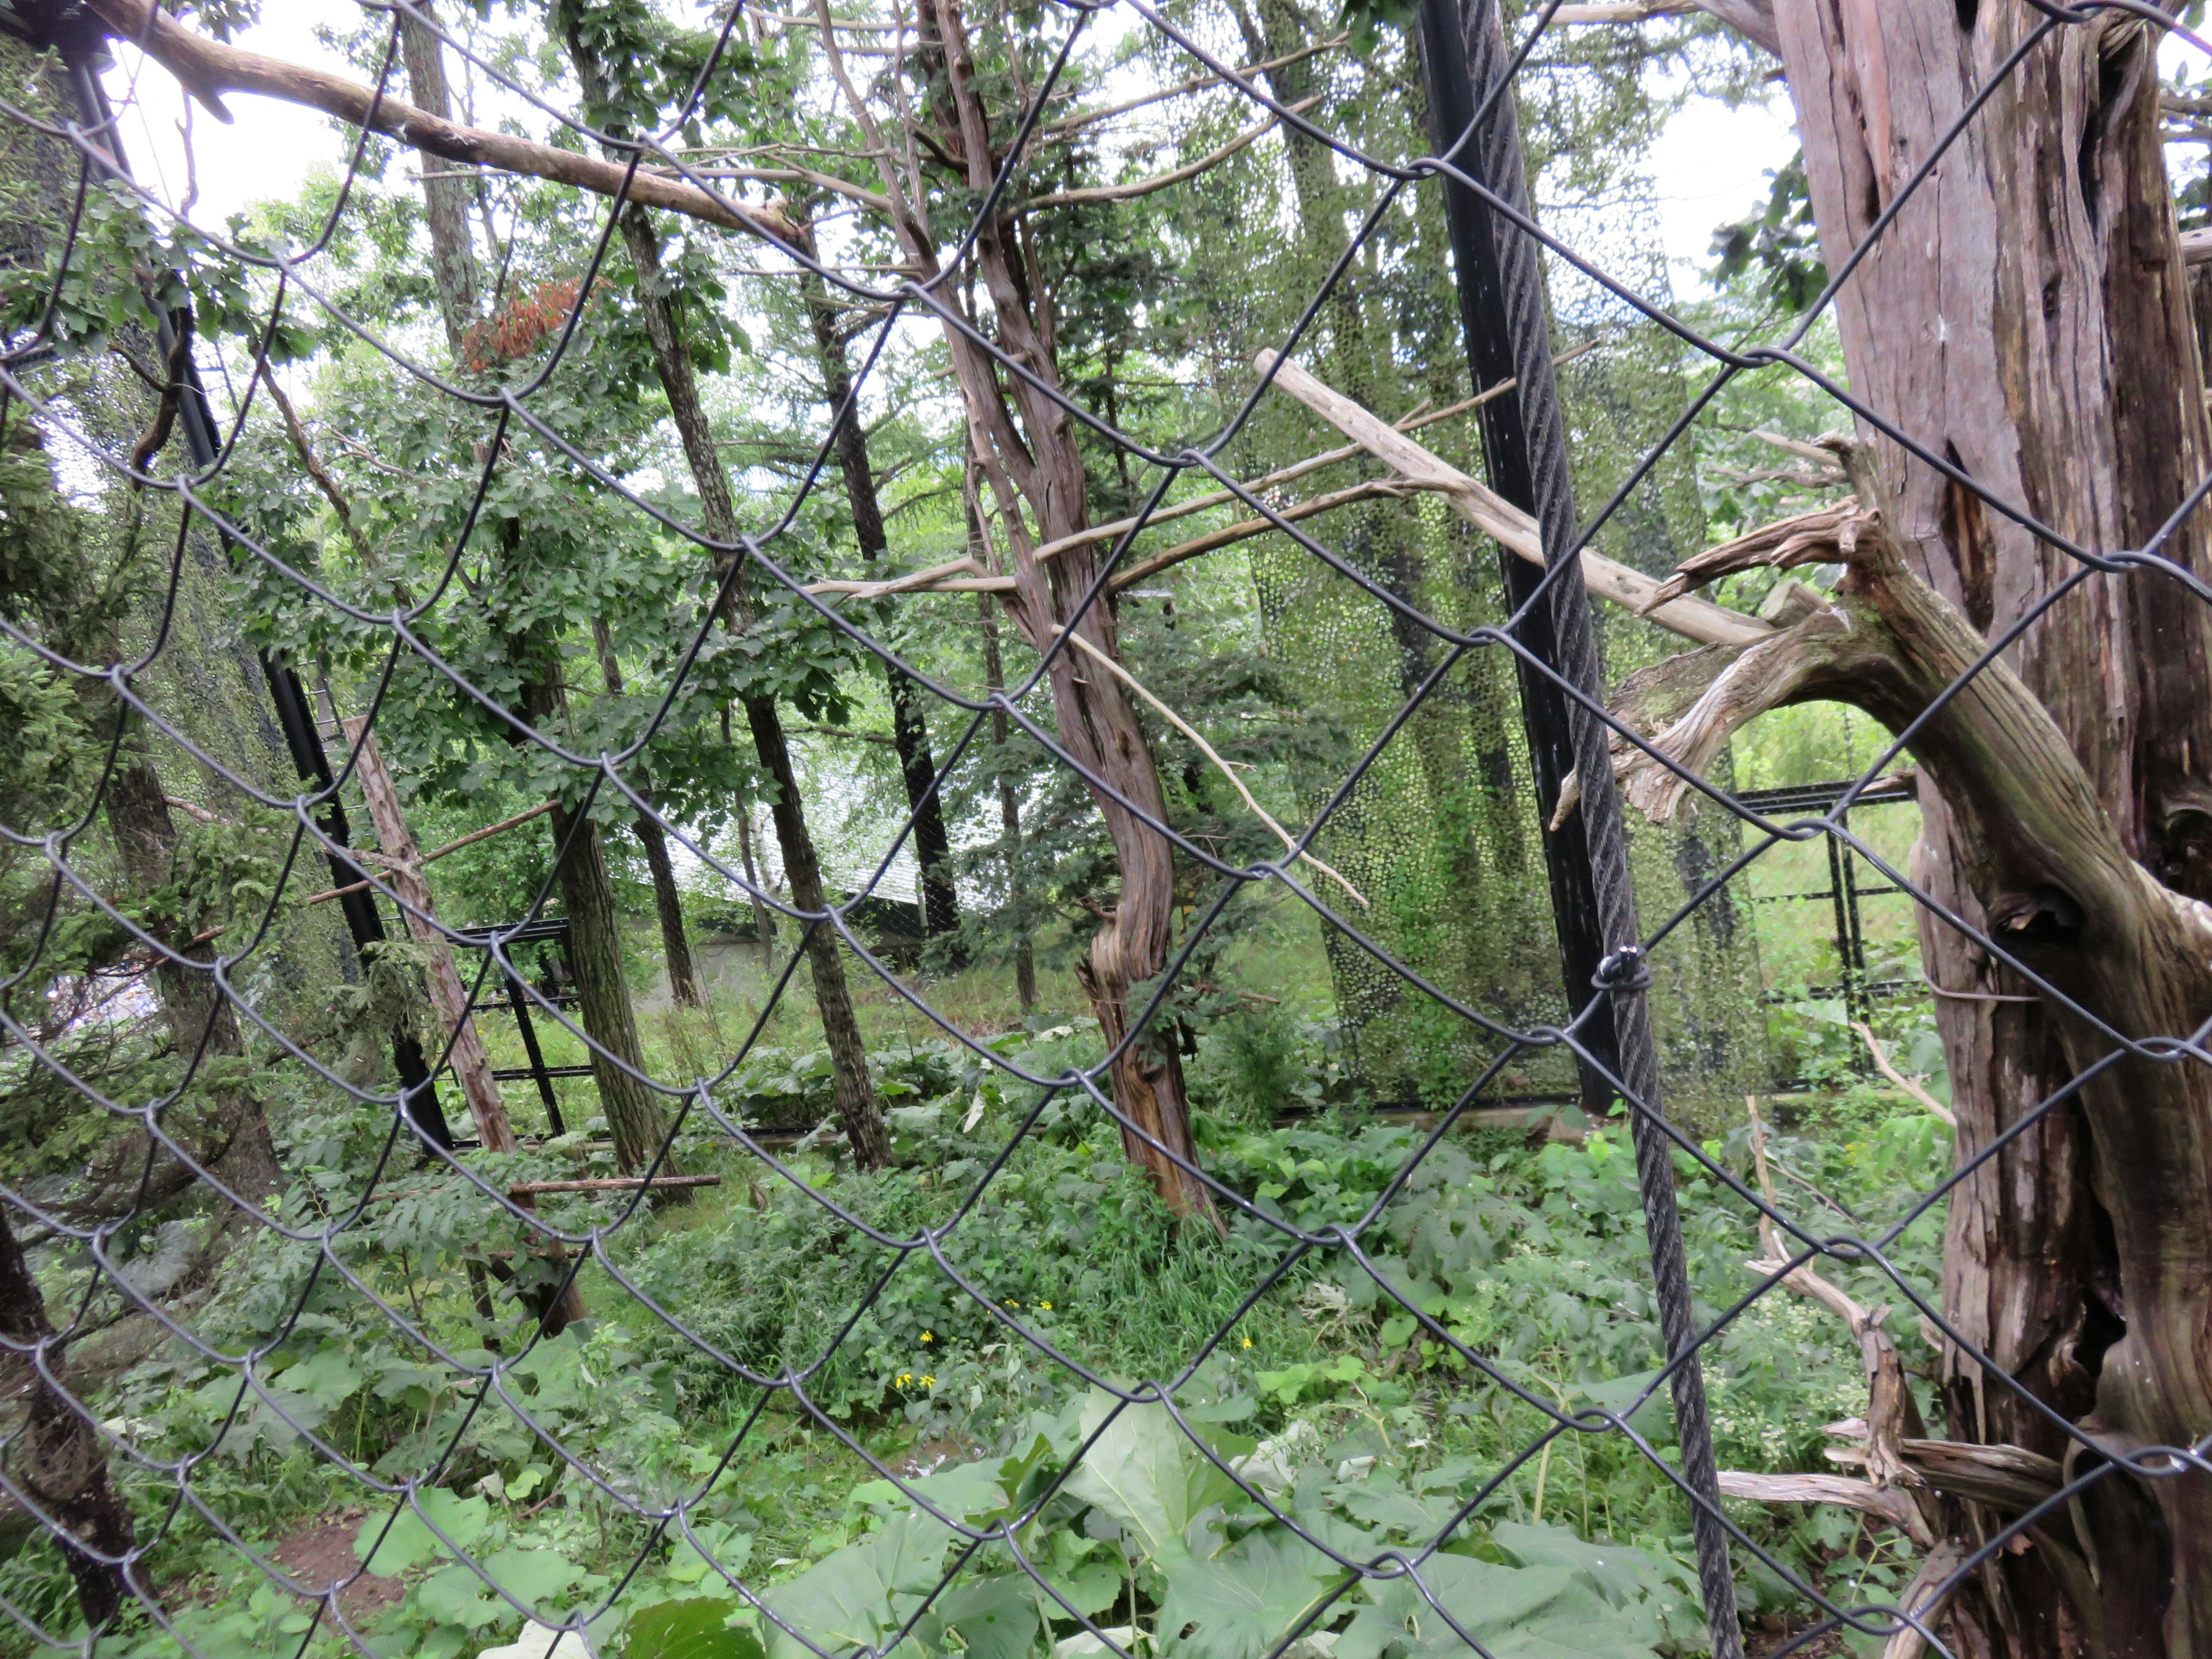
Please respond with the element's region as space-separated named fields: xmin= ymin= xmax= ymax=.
xmin=896 ymin=1373 xmax=912 ymax=1385
xmin=921 ymin=1331 xmax=934 ymax=1343
xmin=921 ymin=1375 xmax=936 ymax=1387
xmin=1240 ymin=1337 xmax=1253 ymax=1350
xmin=1038 ymin=1301 xmax=1053 ymax=1310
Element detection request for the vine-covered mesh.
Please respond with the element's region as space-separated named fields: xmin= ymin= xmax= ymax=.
xmin=0 ymin=2 xmax=2199 ymax=1658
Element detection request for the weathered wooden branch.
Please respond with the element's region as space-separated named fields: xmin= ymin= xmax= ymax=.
xmin=1821 ymin=1426 xmax=2062 ymax=1514
xmin=802 ymin=479 xmax=1416 ymax=597
xmin=1717 ymin=1469 xmax=1934 ymax=1548
xmin=1548 ymin=0 xmax=1778 ymax=52
xmin=1854 ymin=1022 xmax=1957 ymax=1127
xmin=508 ymin=1175 xmax=721 ymax=1196
xmin=1881 ymin=1538 xmax=1967 ymax=1659
xmin=302 ymin=799 xmax=556 ymax=905
xmin=1252 ymin=351 xmax=1775 ymax=649
xmin=1747 ymin=1096 xmax=1924 ymax=1494
xmin=84 ymin=0 xmax=800 ymax=245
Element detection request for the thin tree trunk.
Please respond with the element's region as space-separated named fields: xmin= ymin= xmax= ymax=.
xmin=396 ymin=0 xmax=480 ymax=362
xmin=730 ymin=762 xmax=777 ymax=952
xmin=539 ymin=789 xmax=679 ymax=1177
xmin=0 ymin=1206 xmax=134 ymax=1629
xmin=1763 ymin=2 xmax=2212 ymax=1650
xmin=592 ymin=621 xmax=703 ymax=1007
xmin=888 ymin=0 xmax=1210 ymax=1218
xmin=795 ymin=216 xmax=962 ymax=942
xmin=976 ymin=595 xmax=1036 ymax=1012
xmin=399 ymin=28 xmax=669 ymax=1191
xmin=633 ymin=817 xmax=702 ymax=1007
xmin=562 ymin=28 xmax=885 ymax=1168
xmin=341 ymin=718 xmax=514 ymax=1150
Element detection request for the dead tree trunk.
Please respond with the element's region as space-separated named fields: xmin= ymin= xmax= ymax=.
xmin=341 ymin=718 xmax=514 ymax=1150
xmin=808 ymin=0 xmax=1210 ymax=1214
xmin=1734 ymin=2 xmax=2212 ymax=1651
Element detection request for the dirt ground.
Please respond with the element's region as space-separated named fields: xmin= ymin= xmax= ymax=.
xmin=270 ymin=1509 xmax=405 ymax=1624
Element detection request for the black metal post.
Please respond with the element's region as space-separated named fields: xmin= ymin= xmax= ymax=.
xmin=1412 ymin=3 xmax=1743 ymax=1653
xmin=502 ymin=967 xmax=567 ymax=1137
xmin=53 ymin=41 xmax=453 ymax=1149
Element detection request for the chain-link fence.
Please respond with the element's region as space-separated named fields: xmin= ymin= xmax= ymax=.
xmin=2 ymin=1 xmax=2209 ymax=1657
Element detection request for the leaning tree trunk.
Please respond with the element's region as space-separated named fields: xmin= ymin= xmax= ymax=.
xmin=1748 ymin=1 xmax=2212 ymax=1649
xmin=897 ymin=0 xmax=1211 ymax=1218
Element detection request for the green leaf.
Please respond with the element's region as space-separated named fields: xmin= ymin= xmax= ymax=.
xmin=1062 ymin=1392 xmax=1238 ymax=1568
xmin=416 ymin=1562 xmax=504 ymax=1630
xmin=484 ymin=1547 xmax=583 ymax=1612
xmin=1337 ymin=1552 xmax=1662 ymax=1659
xmin=932 ymin=1574 xmax=1042 ymax=1659
xmin=354 ymin=1490 xmax=491 ymax=1575
xmin=1159 ymin=1525 xmax=1346 ymax=1659
xmin=762 ymin=1513 xmax=947 ymax=1659
xmin=625 ymin=1598 xmax=766 ymax=1659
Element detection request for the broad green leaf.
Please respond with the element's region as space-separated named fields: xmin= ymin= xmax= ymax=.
xmin=416 ymin=1561 xmax=504 ymax=1630
xmin=282 ymin=1346 xmax=364 ymax=1409
xmin=353 ymin=1490 xmax=491 ymax=1575
xmin=1159 ymin=1525 xmax=1347 ymax=1659
xmin=1337 ymin=1554 xmax=1662 ymax=1659
xmin=1062 ymin=1392 xmax=1238 ymax=1568
xmin=932 ymin=1574 xmax=1041 ymax=1659
xmin=763 ymin=1513 xmax=947 ymax=1659
xmin=484 ymin=1547 xmax=583 ymax=1612
xmin=669 ymin=1521 xmax=753 ymax=1586
xmin=624 ymin=1598 xmax=766 ymax=1659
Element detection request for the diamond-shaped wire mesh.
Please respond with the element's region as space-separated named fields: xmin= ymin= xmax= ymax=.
xmin=1 ymin=1 xmax=2207 ymax=1657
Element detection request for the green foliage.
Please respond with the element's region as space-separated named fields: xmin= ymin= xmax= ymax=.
xmin=1707 ymin=157 xmax=1824 ymax=314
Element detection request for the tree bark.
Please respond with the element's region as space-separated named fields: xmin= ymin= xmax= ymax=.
xmin=794 ymin=217 xmax=963 ymax=944
xmin=0 ymin=1206 xmax=134 ymax=1630
xmin=539 ymin=789 xmax=678 ymax=1177
xmin=395 ymin=0 xmax=480 ymax=362
xmin=562 ymin=25 xmax=885 ymax=1168
xmin=893 ymin=0 xmax=1210 ymax=1218
xmin=1758 ymin=3 xmax=2212 ymax=1652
